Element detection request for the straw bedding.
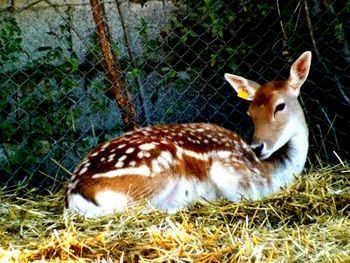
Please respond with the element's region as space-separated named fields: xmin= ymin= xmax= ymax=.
xmin=1 ymin=164 xmax=349 ymax=262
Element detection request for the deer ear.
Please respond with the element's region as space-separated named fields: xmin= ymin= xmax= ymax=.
xmin=288 ymin=51 xmax=312 ymax=95
xmin=224 ymin=73 xmax=260 ymax=101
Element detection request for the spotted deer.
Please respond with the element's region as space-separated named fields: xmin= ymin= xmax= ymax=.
xmin=66 ymin=51 xmax=311 ymax=217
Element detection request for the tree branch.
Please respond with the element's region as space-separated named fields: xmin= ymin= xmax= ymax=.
xmin=90 ymin=0 xmax=137 ymax=130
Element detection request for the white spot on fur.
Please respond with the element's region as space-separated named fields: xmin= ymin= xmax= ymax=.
xmin=137 ymin=151 xmax=150 ymax=158
xmin=220 ymin=137 xmax=229 ymax=143
xmin=101 ymin=142 xmax=110 ymax=150
xmin=139 ymin=143 xmax=156 ymax=151
xmin=182 ymin=149 xmax=208 ymax=161
xmin=79 ymin=166 xmax=88 ymax=175
xmin=175 ymin=147 xmax=183 ymax=159
xmin=91 ymin=151 xmax=99 ymax=157
xmin=118 ymin=155 xmax=128 ymax=162
xmin=129 ymin=161 xmax=136 ymax=166
xmin=117 ymin=143 xmax=127 ymax=149
xmin=92 ymin=165 xmax=151 ymax=178
xmin=83 ymin=162 xmax=90 ymax=169
xmin=107 ymin=154 xmax=116 ymax=162
xmin=125 ymin=147 xmax=135 ymax=154
xmin=115 ymin=161 xmax=124 ymax=168
xmin=68 ymin=180 xmax=78 ymax=191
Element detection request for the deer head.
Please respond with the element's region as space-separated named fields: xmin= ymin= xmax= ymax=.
xmin=225 ymin=51 xmax=311 ymax=160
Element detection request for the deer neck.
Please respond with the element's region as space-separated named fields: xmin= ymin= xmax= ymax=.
xmin=264 ymin=122 xmax=309 ymax=192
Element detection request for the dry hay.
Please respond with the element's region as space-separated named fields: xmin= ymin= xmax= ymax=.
xmin=0 ymin=164 xmax=349 ymax=262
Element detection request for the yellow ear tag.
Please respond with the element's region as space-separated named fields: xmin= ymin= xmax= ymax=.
xmin=237 ymin=88 xmax=249 ymax=99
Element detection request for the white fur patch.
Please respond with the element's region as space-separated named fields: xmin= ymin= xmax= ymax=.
xmin=78 ymin=166 xmax=88 ymax=175
xmin=160 ymin=151 xmax=173 ymax=163
xmin=107 ymin=154 xmax=116 ymax=162
xmin=101 ymin=142 xmax=110 ymax=150
xmin=209 ymin=161 xmax=242 ymax=202
xmin=216 ymin=151 xmax=232 ymax=159
xmin=137 ymin=151 xmax=151 ymax=159
xmin=152 ymin=159 xmax=162 ymax=173
xmin=114 ymin=161 xmax=124 ymax=168
xmin=117 ymin=143 xmax=127 ymax=149
xmin=157 ymin=156 xmax=171 ymax=169
xmin=118 ymin=155 xmax=128 ymax=162
xmin=182 ymin=149 xmax=208 ymax=161
xmin=92 ymin=165 xmax=151 ymax=178
xmin=150 ymin=178 xmax=217 ymax=212
xmin=67 ymin=191 xmax=130 ymax=217
xmin=125 ymin=147 xmax=135 ymax=154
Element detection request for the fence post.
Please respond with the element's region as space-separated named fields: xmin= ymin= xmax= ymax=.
xmin=90 ymin=0 xmax=137 ymax=130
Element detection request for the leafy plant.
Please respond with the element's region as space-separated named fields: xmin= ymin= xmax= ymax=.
xmin=0 ymin=17 xmax=24 ymax=66
xmin=0 ymin=17 xmax=117 ymax=187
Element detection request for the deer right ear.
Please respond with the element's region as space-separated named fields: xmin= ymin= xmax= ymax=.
xmin=224 ymin=73 xmax=261 ymax=101
xmin=288 ymin=51 xmax=312 ymax=95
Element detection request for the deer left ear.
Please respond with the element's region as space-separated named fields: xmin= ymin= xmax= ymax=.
xmin=288 ymin=51 xmax=312 ymax=95
xmin=224 ymin=73 xmax=261 ymax=101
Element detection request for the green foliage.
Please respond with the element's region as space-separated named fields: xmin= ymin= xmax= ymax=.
xmin=0 ymin=17 xmax=114 ymax=186
xmin=334 ymin=23 xmax=345 ymax=43
xmin=136 ymin=17 xmax=161 ymax=58
xmin=0 ymin=17 xmax=24 ymax=66
xmin=163 ymin=0 xmax=272 ymax=75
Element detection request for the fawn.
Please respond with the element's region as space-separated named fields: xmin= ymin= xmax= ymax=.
xmin=66 ymin=51 xmax=311 ymax=217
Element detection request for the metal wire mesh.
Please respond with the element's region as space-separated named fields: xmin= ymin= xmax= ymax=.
xmin=0 ymin=0 xmax=349 ymax=188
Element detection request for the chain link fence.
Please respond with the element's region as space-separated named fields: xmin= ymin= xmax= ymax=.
xmin=0 ymin=0 xmax=349 ymax=189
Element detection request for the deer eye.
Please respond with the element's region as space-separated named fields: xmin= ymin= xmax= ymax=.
xmin=274 ymin=103 xmax=285 ymax=114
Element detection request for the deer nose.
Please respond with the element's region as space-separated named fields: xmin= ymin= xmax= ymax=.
xmin=252 ymin=143 xmax=264 ymax=158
